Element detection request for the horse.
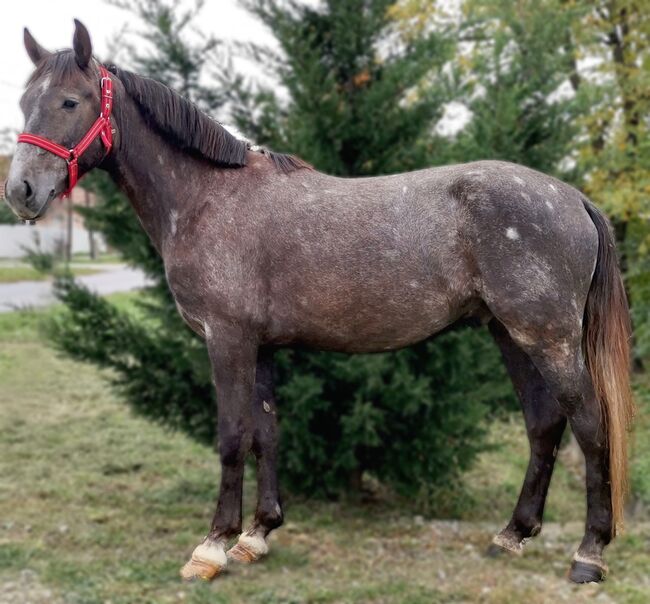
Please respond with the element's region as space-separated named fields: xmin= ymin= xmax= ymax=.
xmin=4 ymin=20 xmax=634 ymax=584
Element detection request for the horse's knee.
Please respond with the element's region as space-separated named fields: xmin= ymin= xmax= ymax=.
xmin=252 ymin=425 xmax=277 ymax=456
xmin=218 ymin=424 xmax=252 ymax=467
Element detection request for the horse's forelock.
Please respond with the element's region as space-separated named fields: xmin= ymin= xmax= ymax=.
xmin=27 ymin=49 xmax=96 ymax=89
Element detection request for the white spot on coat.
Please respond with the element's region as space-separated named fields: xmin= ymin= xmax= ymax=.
xmin=545 ymin=200 xmax=554 ymax=210
xmin=10 ymin=76 xmax=54 ymax=185
xmin=513 ymin=175 xmax=525 ymax=186
xmin=23 ymin=76 xmax=51 ymax=131
xmin=170 ymin=209 xmax=178 ymax=235
xmin=38 ymin=76 xmax=51 ymax=94
xmin=506 ymin=227 xmax=520 ymax=240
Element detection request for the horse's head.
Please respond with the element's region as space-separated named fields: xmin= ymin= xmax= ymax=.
xmin=6 ymin=20 xmax=108 ymax=220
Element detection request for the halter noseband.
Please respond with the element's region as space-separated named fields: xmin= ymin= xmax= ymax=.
xmin=17 ymin=65 xmax=114 ymax=198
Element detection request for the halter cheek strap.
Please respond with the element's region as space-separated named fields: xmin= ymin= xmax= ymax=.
xmin=16 ymin=65 xmax=114 ymax=199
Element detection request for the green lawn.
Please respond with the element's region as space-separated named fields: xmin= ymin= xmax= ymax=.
xmin=69 ymin=253 xmax=123 ymax=265
xmin=1 ymin=305 xmax=649 ymax=603
xmin=0 ymin=265 xmax=102 ymax=283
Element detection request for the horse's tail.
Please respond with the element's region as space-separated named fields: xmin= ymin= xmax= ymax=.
xmin=582 ymin=199 xmax=635 ymax=535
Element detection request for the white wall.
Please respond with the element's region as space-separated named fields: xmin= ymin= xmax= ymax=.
xmin=0 ymin=224 xmax=106 ymax=258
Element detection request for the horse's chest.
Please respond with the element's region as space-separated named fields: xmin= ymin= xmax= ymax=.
xmin=163 ymin=244 xmax=264 ymax=332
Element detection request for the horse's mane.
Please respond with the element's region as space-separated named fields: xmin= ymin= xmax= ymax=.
xmin=28 ymin=50 xmax=311 ymax=174
xmin=108 ymin=64 xmax=249 ymax=167
xmin=108 ymin=64 xmax=312 ymax=173
xmin=107 ymin=64 xmax=312 ymax=173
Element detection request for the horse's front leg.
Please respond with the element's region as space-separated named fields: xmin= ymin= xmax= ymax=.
xmin=228 ymin=347 xmax=283 ymax=564
xmin=180 ymin=324 xmax=257 ymax=581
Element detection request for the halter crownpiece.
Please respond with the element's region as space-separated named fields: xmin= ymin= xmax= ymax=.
xmin=16 ymin=65 xmax=114 ymax=198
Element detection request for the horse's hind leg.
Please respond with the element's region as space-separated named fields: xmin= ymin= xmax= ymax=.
xmin=487 ymin=320 xmax=567 ymax=556
xmin=501 ymin=328 xmax=612 ymax=582
xmin=228 ymin=347 xmax=283 ymax=564
xmin=527 ymin=344 xmax=612 ymax=582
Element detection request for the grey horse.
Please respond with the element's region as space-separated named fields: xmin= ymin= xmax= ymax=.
xmin=5 ymin=21 xmax=634 ymax=584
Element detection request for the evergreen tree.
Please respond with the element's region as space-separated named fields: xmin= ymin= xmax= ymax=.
xmin=0 ymin=156 xmax=18 ymax=224
xmin=0 ymin=203 xmax=16 ymax=224
xmin=227 ymin=0 xmax=453 ymax=175
xmin=450 ymin=0 xmax=593 ymax=177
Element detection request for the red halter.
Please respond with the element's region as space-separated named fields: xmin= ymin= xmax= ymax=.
xmin=17 ymin=65 xmax=114 ymax=198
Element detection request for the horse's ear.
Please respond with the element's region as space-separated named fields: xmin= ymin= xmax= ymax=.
xmin=24 ymin=28 xmax=51 ymax=66
xmin=72 ymin=19 xmax=92 ymax=69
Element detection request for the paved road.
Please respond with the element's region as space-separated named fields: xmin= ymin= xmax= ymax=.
xmin=0 ymin=266 xmax=150 ymax=313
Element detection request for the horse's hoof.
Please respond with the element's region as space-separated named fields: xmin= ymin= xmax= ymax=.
xmin=486 ymin=532 xmax=523 ymax=557
xmin=180 ymin=558 xmax=223 ymax=581
xmin=227 ymin=533 xmax=269 ymax=564
xmin=569 ymin=555 xmax=607 ymax=584
xmin=180 ymin=539 xmax=227 ymax=581
xmin=486 ymin=543 xmax=510 ymax=557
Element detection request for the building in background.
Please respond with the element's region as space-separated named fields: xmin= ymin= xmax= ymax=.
xmin=0 ymin=155 xmax=106 ymax=258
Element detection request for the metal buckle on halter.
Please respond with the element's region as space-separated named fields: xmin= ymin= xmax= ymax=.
xmin=66 ymin=149 xmax=76 ymax=164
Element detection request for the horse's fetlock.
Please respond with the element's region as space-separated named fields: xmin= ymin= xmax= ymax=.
xmin=512 ymin=511 xmax=542 ymax=539
xmin=257 ymin=501 xmax=283 ymax=532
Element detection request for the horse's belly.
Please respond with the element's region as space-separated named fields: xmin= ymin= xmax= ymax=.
xmin=268 ymin=283 xmax=474 ymax=353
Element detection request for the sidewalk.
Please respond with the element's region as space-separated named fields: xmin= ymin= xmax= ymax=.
xmin=0 ymin=265 xmax=150 ymax=313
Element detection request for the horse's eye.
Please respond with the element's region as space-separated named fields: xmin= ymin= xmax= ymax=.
xmin=62 ymin=99 xmax=79 ymax=109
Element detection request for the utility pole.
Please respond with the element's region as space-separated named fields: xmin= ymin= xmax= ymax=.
xmin=85 ymin=188 xmax=96 ymax=260
xmin=65 ymin=194 xmax=73 ymax=263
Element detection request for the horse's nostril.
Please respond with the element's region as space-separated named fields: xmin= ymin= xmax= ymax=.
xmin=24 ymin=180 xmax=34 ymax=201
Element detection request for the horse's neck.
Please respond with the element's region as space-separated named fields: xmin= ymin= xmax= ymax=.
xmin=102 ymin=94 xmax=226 ymax=254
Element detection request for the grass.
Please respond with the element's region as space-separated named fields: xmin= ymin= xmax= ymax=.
xmin=0 ymin=265 xmax=103 ymax=283
xmin=0 ymin=253 xmax=125 ymax=283
xmin=69 ymin=253 xmax=123 ymax=265
xmin=1 ymin=303 xmax=650 ymax=603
